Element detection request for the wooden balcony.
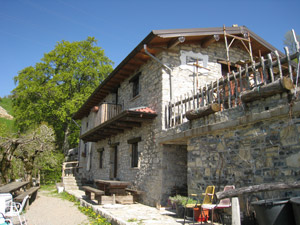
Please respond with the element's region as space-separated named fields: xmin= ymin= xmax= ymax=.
xmin=81 ymin=106 xmax=157 ymax=142
xmin=165 ymin=48 xmax=298 ymax=128
xmin=94 ymin=103 xmax=122 ymax=128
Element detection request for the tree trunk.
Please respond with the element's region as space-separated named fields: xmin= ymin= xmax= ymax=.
xmin=240 ymin=77 xmax=293 ymax=103
xmin=62 ymin=124 xmax=70 ymax=154
xmin=216 ymin=181 xmax=300 ymax=200
xmin=186 ymin=103 xmax=221 ymax=120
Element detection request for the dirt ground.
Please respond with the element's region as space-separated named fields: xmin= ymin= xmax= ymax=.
xmin=24 ymin=190 xmax=89 ymax=225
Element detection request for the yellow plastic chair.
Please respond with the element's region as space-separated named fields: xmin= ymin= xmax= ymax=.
xmin=183 ymin=185 xmax=215 ymax=224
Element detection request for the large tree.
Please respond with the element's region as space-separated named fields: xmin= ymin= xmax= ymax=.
xmin=284 ymin=30 xmax=300 ymax=54
xmin=13 ymin=37 xmax=113 ymax=151
xmin=0 ymin=124 xmax=56 ymax=184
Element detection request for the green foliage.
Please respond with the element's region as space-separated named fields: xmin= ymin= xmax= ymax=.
xmin=39 ymin=150 xmax=64 ymax=185
xmin=169 ymin=195 xmax=197 ymax=206
xmin=12 ymin=37 xmax=113 ymax=150
xmin=78 ymin=206 xmax=111 ymax=225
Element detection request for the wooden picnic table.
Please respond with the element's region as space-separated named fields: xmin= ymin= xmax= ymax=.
xmin=0 ymin=181 xmax=29 ymax=195
xmin=94 ymin=179 xmax=131 ymax=196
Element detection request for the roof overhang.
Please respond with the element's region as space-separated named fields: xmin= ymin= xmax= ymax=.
xmin=73 ymin=26 xmax=283 ymax=120
xmin=80 ymin=110 xmax=157 ymax=142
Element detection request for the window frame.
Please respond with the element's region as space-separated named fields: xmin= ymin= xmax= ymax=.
xmin=127 ymin=137 xmax=142 ymax=168
xmin=131 ymin=142 xmax=139 ymax=168
xmin=98 ymin=148 xmax=104 ymax=169
xmin=129 ymin=72 xmax=141 ymax=98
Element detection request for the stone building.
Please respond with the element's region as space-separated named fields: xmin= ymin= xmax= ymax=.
xmin=73 ymin=26 xmax=300 ymax=211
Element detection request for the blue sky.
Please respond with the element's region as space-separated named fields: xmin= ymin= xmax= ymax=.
xmin=1 ymin=0 xmax=299 ymax=97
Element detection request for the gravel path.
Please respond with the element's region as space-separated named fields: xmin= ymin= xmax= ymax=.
xmin=24 ymin=190 xmax=89 ymax=225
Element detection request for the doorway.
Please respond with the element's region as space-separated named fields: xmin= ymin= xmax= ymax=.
xmin=110 ymin=145 xmax=118 ymax=179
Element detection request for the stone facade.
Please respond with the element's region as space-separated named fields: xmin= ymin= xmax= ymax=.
xmin=77 ymin=38 xmax=296 ymax=210
xmin=185 ymin=93 xmax=300 ymax=213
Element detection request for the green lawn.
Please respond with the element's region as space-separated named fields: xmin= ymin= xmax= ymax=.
xmin=0 ymin=97 xmax=17 ymax=135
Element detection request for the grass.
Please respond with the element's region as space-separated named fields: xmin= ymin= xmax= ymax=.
xmin=40 ymin=185 xmax=111 ymax=225
xmin=0 ymin=96 xmax=17 ymax=135
xmin=0 ymin=97 xmax=13 ymax=115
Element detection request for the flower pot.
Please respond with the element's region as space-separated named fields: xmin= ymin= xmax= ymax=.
xmin=194 ymin=207 xmax=209 ymax=222
xmin=175 ymin=205 xmax=185 ymax=218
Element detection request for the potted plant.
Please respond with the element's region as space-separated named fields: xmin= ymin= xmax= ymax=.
xmin=169 ymin=195 xmax=197 ymax=218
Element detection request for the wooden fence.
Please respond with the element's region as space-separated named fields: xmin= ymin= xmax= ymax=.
xmin=165 ymin=48 xmax=299 ymax=128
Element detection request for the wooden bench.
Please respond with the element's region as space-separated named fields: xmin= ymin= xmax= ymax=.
xmin=125 ymin=188 xmax=145 ymax=202
xmin=82 ymin=186 xmax=104 ymax=204
xmin=14 ymin=186 xmax=40 ymax=206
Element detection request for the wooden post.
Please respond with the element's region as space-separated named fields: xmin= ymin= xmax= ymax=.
xmin=233 ymin=71 xmax=237 ymax=107
xmin=222 ymin=76 xmax=226 ymax=110
xmin=245 ymin=64 xmax=250 ymax=89
xmin=232 ymin=197 xmax=241 ymax=225
xmin=180 ymin=95 xmax=183 ymax=124
xmin=217 ymin=79 xmax=220 ymax=105
xmin=284 ymin=47 xmax=293 ymax=82
xmin=260 ymin=56 xmax=267 ymax=85
xmin=268 ymin=54 xmax=274 ymax=82
xmin=227 ymin=73 xmax=232 ymax=108
xmin=201 ymin=87 xmax=204 ymax=107
xmin=274 ymin=50 xmax=283 ymax=79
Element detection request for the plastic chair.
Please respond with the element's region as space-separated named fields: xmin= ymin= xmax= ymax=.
xmin=183 ymin=185 xmax=215 ymax=224
xmin=5 ymin=195 xmax=29 ymax=225
xmin=202 ymin=185 xmax=235 ymax=225
xmin=0 ymin=212 xmax=12 ymax=225
xmin=0 ymin=194 xmax=13 ymax=215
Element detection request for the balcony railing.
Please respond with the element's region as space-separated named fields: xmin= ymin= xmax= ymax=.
xmin=94 ymin=103 xmax=122 ymax=128
xmin=165 ymin=47 xmax=300 ymax=128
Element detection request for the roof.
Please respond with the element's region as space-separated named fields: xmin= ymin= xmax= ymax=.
xmin=73 ymin=26 xmax=283 ymax=120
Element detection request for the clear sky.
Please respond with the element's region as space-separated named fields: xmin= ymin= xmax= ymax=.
xmin=1 ymin=0 xmax=299 ymax=97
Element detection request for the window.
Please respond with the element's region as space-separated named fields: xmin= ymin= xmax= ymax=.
xmin=98 ymin=148 xmax=104 ymax=169
xmin=131 ymin=142 xmax=138 ymax=168
xmin=127 ymin=137 xmax=141 ymax=168
xmin=132 ymin=77 xmax=139 ymax=97
xmin=82 ymin=143 xmax=87 ymax=157
xmin=129 ymin=72 xmax=141 ymax=98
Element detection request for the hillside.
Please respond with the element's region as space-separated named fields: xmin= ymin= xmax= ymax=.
xmin=0 ymin=97 xmax=16 ymax=135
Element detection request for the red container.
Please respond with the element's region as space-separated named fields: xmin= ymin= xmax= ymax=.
xmin=194 ymin=207 xmax=209 ymax=222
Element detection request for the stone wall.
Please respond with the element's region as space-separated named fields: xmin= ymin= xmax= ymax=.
xmin=186 ymin=93 xmax=300 ymax=213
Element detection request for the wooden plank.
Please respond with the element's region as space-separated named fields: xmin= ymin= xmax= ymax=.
xmin=100 ymin=195 xmax=134 ymax=204
xmin=14 ymin=186 xmax=40 ymax=203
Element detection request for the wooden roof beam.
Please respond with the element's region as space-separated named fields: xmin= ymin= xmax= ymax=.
xmin=168 ymin=36 xmax=185 ymax=49
xmin=201 ymin=35 xmax=217 ymax=48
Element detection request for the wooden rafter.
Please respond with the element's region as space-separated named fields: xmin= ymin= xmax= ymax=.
xmin=201 ymin=35 xmax=216 ymax=48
